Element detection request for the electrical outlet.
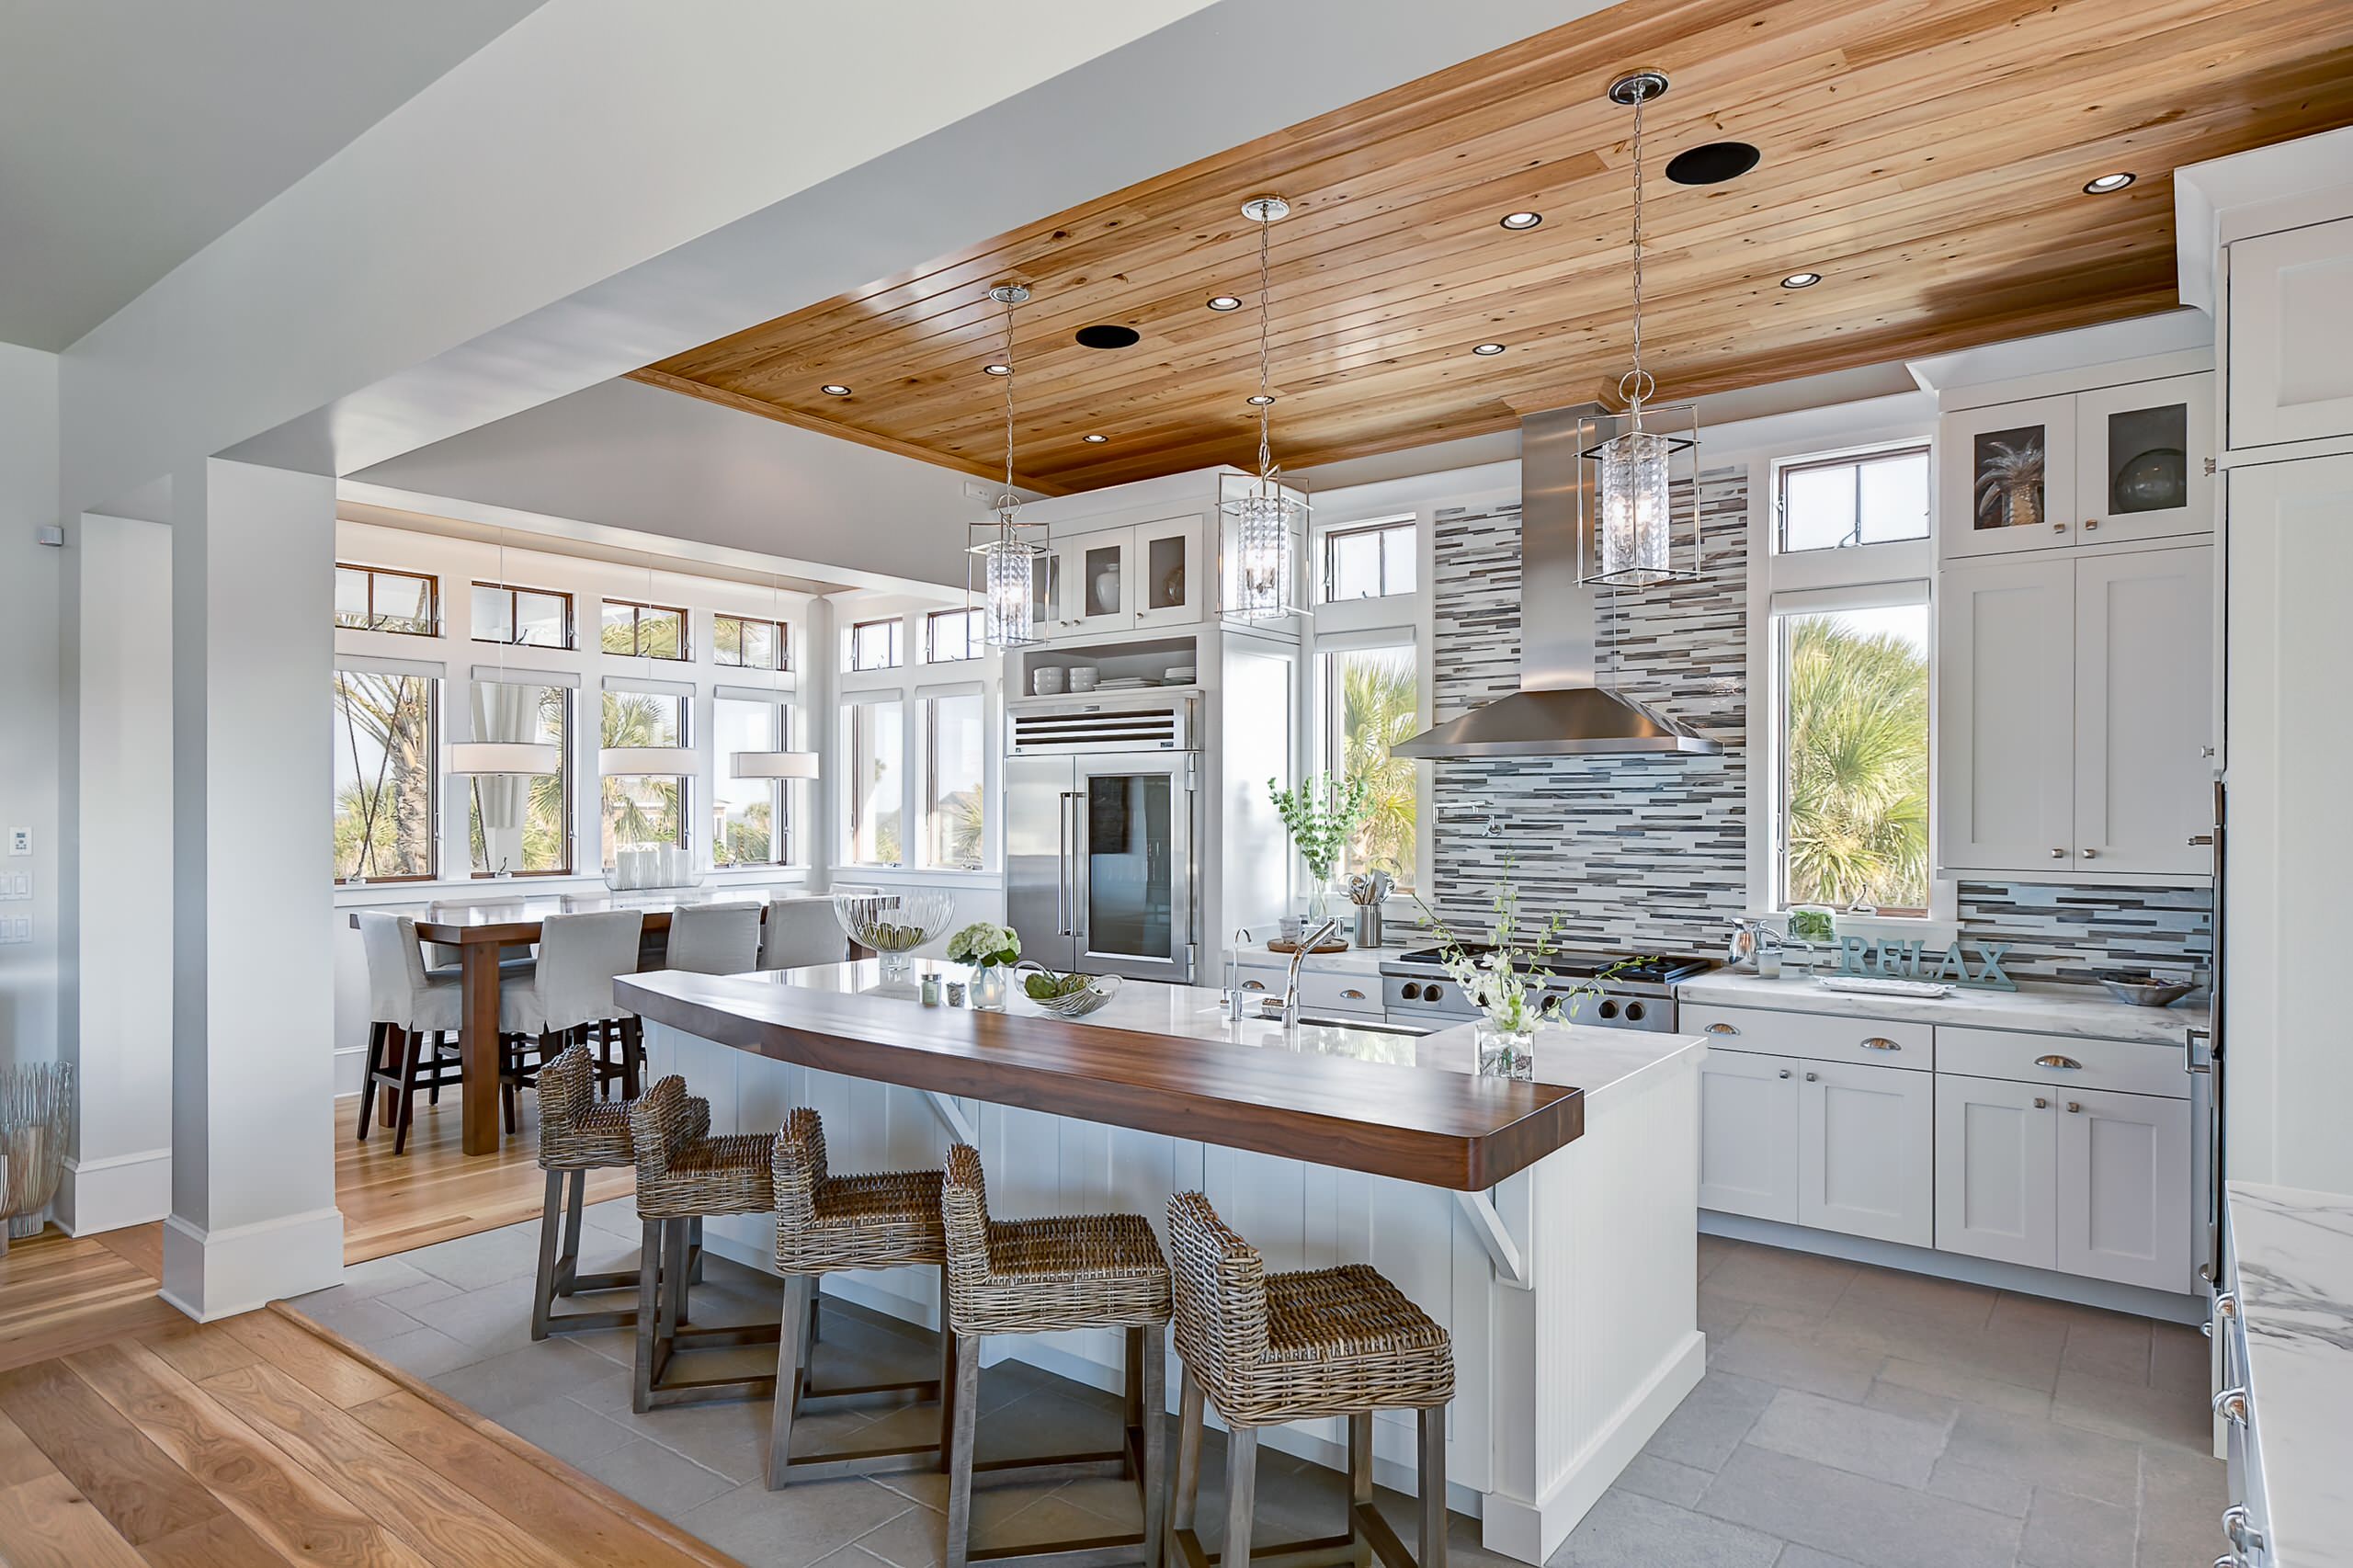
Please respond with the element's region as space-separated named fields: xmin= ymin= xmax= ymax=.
xmin=6 ymin=828 xmax=27 ymax=857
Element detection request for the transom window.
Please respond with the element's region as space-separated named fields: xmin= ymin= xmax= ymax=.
xmin=715 ymin=614 xmax=788 ymax=671
xmin=1323 ymin=521 xmax=1416 ymax=602
xmin=925 ymin=608 xmax=982 ymax=664
xmin=472 ymin=581 xmax=574 ymax=649
xmin=1776 ymin=445 xmax=1930 ymax=554
xmin=601 ymin=599 xmax=689 ymax=660
xmin=849 ymin=617 xmax=904 ymax=673
xmin=335 ymin=564 xmax=438 ymax=636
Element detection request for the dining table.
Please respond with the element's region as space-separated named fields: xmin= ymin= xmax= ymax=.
xmin=347 ymin=887 xmax=840 ymax=1154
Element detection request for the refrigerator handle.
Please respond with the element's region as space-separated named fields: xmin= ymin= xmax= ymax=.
xmin=1057 ymin=791 xmax=1076 ymax=937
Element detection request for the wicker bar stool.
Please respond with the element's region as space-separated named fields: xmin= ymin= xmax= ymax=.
xmin=942 ymin=1143 xmax=1170 ymax=1568
xmin=629 ymin=1074 xmax=780 ymax=1412
xmin=530 ymin=1043 xmax=705 ymax=1340
xmin=763 ymin=1107 xmax=950 ymax=1488
xmin=1165 ymin=1192 xmax=1455 ymax=1568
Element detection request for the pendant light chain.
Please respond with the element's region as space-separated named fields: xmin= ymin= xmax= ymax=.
xmin=1001 ymin=287 xmax=1018 ymax=506
xmin=1256 ymin=213 xmax=1274 ymax=479
xmin=1630 ymin=78 xmax=1646 ymax=403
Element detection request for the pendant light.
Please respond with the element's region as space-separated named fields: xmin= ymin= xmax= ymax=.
xmin=1222 ymin=196 xmax=1307 ymax=619
xmin=1582 ymin=71 xmax=1699 ymax=589
xmin=730 ymin=568 xmax=820 ymax=780
xmin=450 ymin=523 xmax=563 ymax=777
xmin=965 ymin=283 xmax=1047 ymax=648
xmin=599 ymin=554 xmax=696 ymax=775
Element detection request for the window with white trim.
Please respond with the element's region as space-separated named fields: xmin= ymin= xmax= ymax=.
xmin=712 ymin=698 xmax=792 ymax=866
xmin=467 ymin=681 xmax=572 ymax=876
xmin=849 ymin=617 xmax=904 ymax=672
xmin=600 ymin=689 xmax=688 ymax=857
xmin=921 ymin=689 xmax=986 ymax=870
xmin=1309 ymin=509 xmax=1430 ymax=899
xmin=1776 ymin=444 xmax=1930 ymax=553
xmin=925 ymin=608 xmax=981 ymax=664
xmin=1322 ymin=520 xmax=1417 ymax=601
xmin=844 ymin=697 xmax=905 ymax=866
xmin=333 ymin=667 xmax=438 ymax=881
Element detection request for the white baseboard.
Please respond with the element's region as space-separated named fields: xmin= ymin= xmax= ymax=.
xmin=55 ymin=1146 xmax=172 ymax=1235
xmin=1699 ymin=1211 xmax=2209 ymax=1324
xmin=333 ymin=1046 xmax=369 ymax=1098
xmin=160 ymin=1206 xmax=346 ymax=1322
xmin=1482 ymin=1331 xmax=1707 ymax=1563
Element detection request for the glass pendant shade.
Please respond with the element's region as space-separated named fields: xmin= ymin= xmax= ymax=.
xmin=1228 ymin=488 xmax=1295 ymax=619
xmin=449 ymin=741 xmax=561 ymax=776
xmin=598 ymin=745 xmax=697 ymax=775
xmin=730 ymin=750 xmax=819 ymax=779
xmin=971 ymin=531 xmax=1045 ymax=647
xmin=1596 ymin=427 xmax=1676 ymax=585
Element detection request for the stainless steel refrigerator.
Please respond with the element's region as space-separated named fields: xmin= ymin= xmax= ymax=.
xmin=1004 ymin=698 xmax=1199 ymax=983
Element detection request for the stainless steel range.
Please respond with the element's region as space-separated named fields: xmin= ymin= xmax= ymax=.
xmin=1377 ymin=947 xmax=1715 ymax=1032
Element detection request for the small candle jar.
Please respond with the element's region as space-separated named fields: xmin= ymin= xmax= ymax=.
xmin=921 ymin=973 xmax=942 ymax=1006
xmin=946 ymin=982 xmax=966 ymax=1007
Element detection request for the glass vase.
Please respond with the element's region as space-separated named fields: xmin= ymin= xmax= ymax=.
xmin=1476 ymin=1022 xmax=1535 ymax=1081
xmin=971 ymin=962 xmax=1008 ymax=1012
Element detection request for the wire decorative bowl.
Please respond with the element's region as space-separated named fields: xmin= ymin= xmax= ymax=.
xmin=1021 ymin=968 xmax=1121 ymax=1018
xmin=833 ymin=887 xmax=956 ymax=979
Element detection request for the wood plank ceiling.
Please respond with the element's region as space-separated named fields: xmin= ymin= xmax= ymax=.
xmin=634 ymin=0 xmax=2353 ymax=496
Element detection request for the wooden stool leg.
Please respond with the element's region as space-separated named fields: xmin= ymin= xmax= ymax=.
xmin=1416 ymin=1406 xmax=1446 ymax=1568
xmin=764 ymin=1273 xmax=814 ymax=1488
xmin=1222 ymin=1426 xmax=1259 ymax=1568
xmin=665 ymin=1216 xmax=691 ymax=1330
xmin=531 ymin=1170 xmax=565 ymax=1340
xmin=356 ymin=1023 xmax=386 ymax=1141
xmin=1171 ymin=1368 xmax=1204 ymax=1543
xmin=1140 ymin=1325 xmax=1167 ymax=1568
xmin=560 ymin=1168 xmax=588 ymax=1293
xmin=690 ymin=1214 xmax=706 ymax=1286
xmin=392 ymin=1026 xmax=420 ymax=1156
xmin=944 ymin=1333 xmax=982 ymax=1568
xmin=631 ymin=1220 xmax=664 ymax=1414
xmin=934 ymin=1262 xmax=954 ymax=1471
xmin=1347 ymin=1413 xmax=1374 ymax=1568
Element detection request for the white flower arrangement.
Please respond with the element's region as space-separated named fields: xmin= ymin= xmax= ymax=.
xmin=1416 ymin=876 xmax=1653 ymax=1037
xmin=946 ymin=921 xmax=1020 ymax=968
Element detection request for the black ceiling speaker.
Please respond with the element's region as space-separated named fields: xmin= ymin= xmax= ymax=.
xmin=1074 ymin=324 xmax=1142 ymax=349
xmin=1665 ymin=141 xmax=1761 ymax=186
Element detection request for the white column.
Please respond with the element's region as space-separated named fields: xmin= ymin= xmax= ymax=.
xmin=163 ymin=458 xmax=343 ymax=1319
xmin=55 ymin=514 xmax=176 ymax=1233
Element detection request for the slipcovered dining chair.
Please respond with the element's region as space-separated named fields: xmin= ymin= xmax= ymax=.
xmin=355 ymin=912 xmax=463 ymax=1155
xmin=664 ymin=903 xmax=765 ymax=975
xmin=501 ymin=909 xmax=647 ymax=1110
xmin=759 ymin=897 xmax=850 ymax=971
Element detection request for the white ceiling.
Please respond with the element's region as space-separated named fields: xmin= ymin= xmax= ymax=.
xmin=0 ymin=0 xmax=546 ymax=351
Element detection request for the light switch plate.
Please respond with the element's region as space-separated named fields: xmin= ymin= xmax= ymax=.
xmin=0 ymin=917 xmax=28 ymax=944
xmin=6 ymin=828 xmax=28 ymax=857
xmin=0 ymin=872 xmax=28 ymax=900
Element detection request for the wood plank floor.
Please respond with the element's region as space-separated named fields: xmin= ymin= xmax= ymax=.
xmin=0 ymin=1222 xmax=743 ymax=1568
xmin=336 ymin=1089 xmax=633 ymax=1265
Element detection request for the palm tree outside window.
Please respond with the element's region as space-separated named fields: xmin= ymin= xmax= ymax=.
xmin=601 ymin=690 xmax=688 ymax=860
xmin=1320 ymin=642 xmax=1419 ymax=892
xmin=333 ymin=670 xmax=438 ymax=881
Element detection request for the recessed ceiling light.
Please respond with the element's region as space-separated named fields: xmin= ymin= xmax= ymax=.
xmin=1246 ymin=393 xmax=1277 ymax=407
xmin=1207 ymin=295 xmax=1243 ymax=312
xmin=820 ymin=383 xmax=852 ymax=396
xmin=983 ymin=363 xmax=1012 ymax=376
xmin=1083 ymin=433 xmax=1108 ymax=444
xmin=1779 ymin=271 xmax=1822 ymax=289
xmin=1665 ymin=142 xmax=1762 ymax=186
xmin=1499 ymin=210 xmax=1543 ymax=231
xmin=1472 ymin=342 xmax=1507 ymax=356
xmin=1074 ymin=324 xmax=1142 ymax=349
xmin=2083 ymin=171 xmax=2136 ymax=194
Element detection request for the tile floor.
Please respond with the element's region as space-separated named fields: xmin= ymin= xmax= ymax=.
xmin=292 ymin=1207 xmax=2226 ymax=1568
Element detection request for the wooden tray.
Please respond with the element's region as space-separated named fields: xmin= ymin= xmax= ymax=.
xmin=1266 ymin=938 xmax=1349 ymax=955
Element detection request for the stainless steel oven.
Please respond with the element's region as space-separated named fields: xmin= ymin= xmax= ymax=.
xmin=1005 ymin=698 xmax=1198 ymax=983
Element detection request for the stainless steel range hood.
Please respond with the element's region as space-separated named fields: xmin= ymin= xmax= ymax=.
xmin=1391 ymin=406 xmax=1721 ymax=759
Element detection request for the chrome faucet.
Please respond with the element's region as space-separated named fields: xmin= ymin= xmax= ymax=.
xmin=1266 ymin=918 xmax=1342 ymax=1027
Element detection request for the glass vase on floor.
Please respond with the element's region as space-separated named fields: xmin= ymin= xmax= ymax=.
xmin=972 ymin=962 xmax=1008 ymax=1012
xmin=1476 ymin=1023 xmax=1534 ymax=1081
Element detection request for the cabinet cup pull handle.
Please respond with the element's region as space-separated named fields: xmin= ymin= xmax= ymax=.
xmin=1242 ymin=980 xmax=1266 ymax=992
xmin=1859 ymin=1037 xmax=1900 ymax=1051
xmin=2066 ymin=1101 xmax=2084 ymax=1114
xmin=2034 ymin=1054 xmax=2083 ymax=1071
xmin=1705 ymin=1022 xmax=1740 ymax=1035
xmin=1341 ymin=988 xmax=1366 ymax=1001
xmin=2084 ymin=518 xmax=2100 ymax=530
xmin=2052 ymin=521 xmax=2068 ymax=532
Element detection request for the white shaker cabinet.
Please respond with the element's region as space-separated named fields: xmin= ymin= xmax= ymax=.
xmin=1936 ymin=555 xmax=2075 ymax=872
xmin=1045 ymin=514 xmax=1207 ymax=638
xmin=1935 ymin=1073 xmax=2058 ymax=1270
xmin=1940 ymin=395 xmax=2082 ymax=557
xmin=2072 ymin=374 xmax=2217 ymax=547
xmin=1797 ymin=1061 xmax=1934 ymax=1246
xmin=2226 ymin=214 xmax=2353 ymax=450
xmin=2052 ymin=1086 xmax=2192 ymax=1293
xmin=1697 ymin=1049 xmax=1801 ymax=1223
xmin=2073 ymin=546 xmax=2215 ymax=875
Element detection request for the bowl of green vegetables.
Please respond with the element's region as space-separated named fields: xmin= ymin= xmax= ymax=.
xmin=1020 ymin=966 xmax=1120 ymax=1018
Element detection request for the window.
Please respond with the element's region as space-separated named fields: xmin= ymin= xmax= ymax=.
xmin=925 ymin=608 xmax=981 ymax=665
xmin=713 ymin=699 xmax=792 ymax=866
xmin=467 ymin=683 xmax=570 ymax=876
xmin=600 ymin=689 xmax=688 ymax=857
xmin=1319 ymin=642 xmax=1420 ymax=891
xmin=473 ymin=582 xmax=574 ymax=649
xmin=921 ymin=692 xmax=985 ymax=869
xmin=849 ymin=617 xmax=904 ymax=673
xmin=715 ymin=614 xmax=788 ymax=671
xmin=1774 ymin=597 xmax=1930 ymax=915
xmin=602 ymin=599 xmax=689 ymax=660
xmin=335 ymin=565 xmax=438 ymax=635
xmin=845 ymin=699 xmax=904 ymax=865
xmin=333 ymin=669 xmax=438 ymax=881
xmin=1776 ymin=446 xmax=1930 ymax=554
xmin=1323 ymin=521 xmax=1416 ymax=602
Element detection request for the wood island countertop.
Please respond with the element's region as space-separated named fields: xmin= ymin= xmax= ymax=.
xmin=620 ymin=960 xmax=1705 ymax=1191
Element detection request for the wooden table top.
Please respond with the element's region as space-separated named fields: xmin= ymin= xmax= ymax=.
xmin=346 ymin=888 xmax=820 ymax=945
xmin=619 ymin=961 xmax=1588 ymax=1191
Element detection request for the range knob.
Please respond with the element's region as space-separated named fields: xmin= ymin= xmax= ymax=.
xmin=1424 ymin=985 xmax=1446 ymax=1005
xmin=1624 ymin=1001 xmax=1646 ymax=1023
xmin=1401 ymin=983 xmax=1423 ymax=1000
xmin=1597 ymin=999 xmax=1620 ymax=1019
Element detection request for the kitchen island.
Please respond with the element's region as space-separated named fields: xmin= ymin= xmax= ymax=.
xmin=620 ymin=960 xmax=1705 ymax=1564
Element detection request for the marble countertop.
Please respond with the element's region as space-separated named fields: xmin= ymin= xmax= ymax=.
xmin=2227 ymin=1182 xmax=2353 ymax=1568
xmin=1676 ymin=970 xmax=2211 ymax=1045
xmin=1227 ymin=937 xmax=1415 ymax=976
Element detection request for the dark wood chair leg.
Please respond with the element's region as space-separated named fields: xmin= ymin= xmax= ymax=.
xmin=391 ymin=1025 xmax=419 ymax=1156
xmin=530 ymin=1169 xmax=565 ymax=1340
xmin=428 ymin=1029 xmax=444 ymax=1105
xmin=944 ymin=1332 xmax=982 ymax=1568
xmin=620 ymin=1016 xmax=643 ymax=1098
xmin=356 ymin=1021 xmax=387 ymax=1141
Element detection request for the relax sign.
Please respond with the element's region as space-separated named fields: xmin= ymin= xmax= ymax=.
xmin=1827 ymin=936 xmax=2017 ymax=992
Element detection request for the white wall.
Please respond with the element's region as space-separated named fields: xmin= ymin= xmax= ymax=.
xmin=353 ymin=379 xmax=991 ymax=591
xmin=0 ymin=342 xmax=61 ymax=1068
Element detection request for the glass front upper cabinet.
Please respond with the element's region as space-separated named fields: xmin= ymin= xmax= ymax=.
xmin=2071 ymin=373 xmax=2215 ymax=547
xmin=1941 ymin=394 xmax=2078 ymax=557
xmin=1044 ymin=515 xmax=1206 ymax=636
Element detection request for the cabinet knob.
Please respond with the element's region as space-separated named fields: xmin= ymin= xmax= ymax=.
xmin=2033 ymin=1096 xmax=2050 ymax=1108
xmin=2066 ymin=1100 xmax=2084 ymax=1114
xmin=2081 ymin=847 xmax=2098 ymax=859
xmin=2201 ymin=746 xmax=2216 ymax=758
xmin=2052 ymin=521 xmax=2068 ymax=532
xmin=1804 ymin=1071 xmax=1820 ymax=1082
xmin=1778 ymin=1068 xmax=1792 ymax=1080
xmin=2051 ymin=848 xmax=2066 ymax=858
xmin=2084 ymin=518 xmax=2100 ymax=530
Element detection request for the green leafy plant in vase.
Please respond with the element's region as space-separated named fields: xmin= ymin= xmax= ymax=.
xmin=1416 ymin=874 xmax=1656 ymax=1080
xmin=1267 ymin=772 xmax=1372 ymax=928
xmin=947 ymin=921 xmax=1020 ymax=1011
